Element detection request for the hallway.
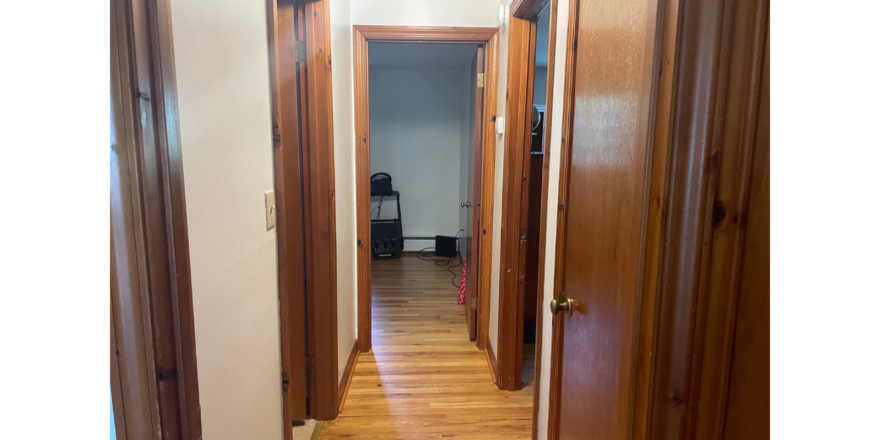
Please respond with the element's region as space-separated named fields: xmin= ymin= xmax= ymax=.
xmin=319 ymin=254 xmax=534 ymax=439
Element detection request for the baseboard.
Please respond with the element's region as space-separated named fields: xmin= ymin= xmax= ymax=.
xmin=338 ymin=339 xmax=359 ymax=413
xmin=310 ymin=421 xmax=323 ymax=440
xmin=485 ymin=339 xmax=498 ymax=385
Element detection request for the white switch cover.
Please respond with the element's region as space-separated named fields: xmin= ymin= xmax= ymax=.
xmin=495 ymin=116 xmax=504 ymax=134
xmin=265 ymin=190 xmax=276 ymax=230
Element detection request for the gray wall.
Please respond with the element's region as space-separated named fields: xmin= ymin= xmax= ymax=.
xmin=369 ymin=66 xmax=472 ymax=251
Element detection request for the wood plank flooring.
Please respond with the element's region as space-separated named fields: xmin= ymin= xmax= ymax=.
xmin=319 ymin=254 xmax=535 ymax=439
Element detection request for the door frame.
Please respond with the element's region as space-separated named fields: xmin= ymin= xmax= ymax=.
xmin=352 ymin=26 xmax=501 ymax=353
xmin=265 ymin=0 xmax=340 ymax=425
xmin=111 ymin=0 xmax=201 ymax=437
xmin=494 ymin=0 xmax=560 ymax=398
xmin=264 ymin=0 xmax=310 ymax=430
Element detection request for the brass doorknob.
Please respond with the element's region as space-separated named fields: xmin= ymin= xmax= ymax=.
xmin=461 ymin=202 xmax=471 ymax=208
xmin=550 ymin=291 xmax=573 ymax=316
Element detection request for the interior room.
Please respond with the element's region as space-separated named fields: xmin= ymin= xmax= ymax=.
xmin=369 ymin=42 xmax=477 ymax=257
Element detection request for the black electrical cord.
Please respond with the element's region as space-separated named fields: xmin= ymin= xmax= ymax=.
xmin=370 ymin=195 xmax=385 ymax=219
xmin=416 ymin=230 xmax=464 ymax=289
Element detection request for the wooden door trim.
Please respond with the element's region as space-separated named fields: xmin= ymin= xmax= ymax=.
xmin=511 ymin=0 xmax=551 ymax=19
xmin=298 ymin=0 xmax=341 ymax=421
xmin=496 ymin=0 xmax=562 ymax=393
xmin=337 ymin=338 xmax=360 ymax=413
xmin=265 ymin=0 xmax=309 ymax=431
xmin=353 ymin=25 xmax=501 ymax=353
xmin=646 ymin=0 xmax=770 ymax=436
xmin=110 ymin=0 xmax=201 ymax=437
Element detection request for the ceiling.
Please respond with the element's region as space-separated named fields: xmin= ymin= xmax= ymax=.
xmin=369 ymin=43 xmax=478 ymax=68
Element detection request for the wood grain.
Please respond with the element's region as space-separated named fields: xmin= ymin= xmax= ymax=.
xmin=486 ymin=339 xmax=499 ymax=385
xmin=300 ymin=0 xmax=340 ymax=421
xmin=352 ymin=26 xmax=500 ymax=355
xmin=352 ymin=26 xmax=499 ymax=43
xmin=497 ymin=14 xmax=538 ymax=391
xmin=646 ymin=0 xmax=770 ymax=436
xmin=265 ymin=0 xmax=309 ymax=427
xmin=353 ymin=25 xmax=372 ymax=354
xmin=511 ymin=0 xmax=553 ymax=19
xmin=338 ymin=339 xmax=360 ymax=414
xmin=478 ymin=33 xmax=500 ymax=352
xmin=320 ymin=255 xmax=534 ymax=439
xmin=630 ymin=0 xmax=681 ymax=436
xmin=110 ymin=0 xmax=201 ymax=437
xmin=550 ymin=0 xmax=663 ymax=436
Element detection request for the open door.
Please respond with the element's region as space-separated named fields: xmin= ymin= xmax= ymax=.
xmin=548 ymin=0 xmax=663 ymax=436
xmin=463 ymin=46 xmax=485 ymax=341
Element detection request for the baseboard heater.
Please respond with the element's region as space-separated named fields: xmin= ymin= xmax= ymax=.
xmin=400 ymin=236 xmax=458 ymax=257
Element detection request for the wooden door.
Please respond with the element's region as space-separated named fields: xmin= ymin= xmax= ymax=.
xmin=464 ymin=46 xmax=485 ymax=341
xmin=552 ymin=0 xmax=663 ymax=437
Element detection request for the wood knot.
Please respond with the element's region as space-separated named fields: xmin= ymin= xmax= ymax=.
xmin=712 ymin=201 xmax=727 ymax=226
xmin=671 ymin=393 xmax=684 ymax=406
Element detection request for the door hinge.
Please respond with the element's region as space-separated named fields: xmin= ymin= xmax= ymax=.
xmin=519 ymin=230 xmax=527 ymax=241
xmin=295 ymin=40 xmax=306 ymax=63
xmin=471 ymin=297 xmax=478 ymax=310
xmin=477 ymin=73 xmax=485 ymax=88
xmin=306 ymin=357 xmax=316 ymax=376
xmin=281 ymin=371 xmax=290 ymax=390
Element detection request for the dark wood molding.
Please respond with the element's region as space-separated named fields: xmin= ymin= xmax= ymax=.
xmin=546 ymin=0 xmax=581 ymax=435
xmin=337 ymin=340 xmax=360 ymax=413
xmin=353 ymin=25 xmax=499 ymax=43
xmin=485 ymin=339 xmax=499 ymax=385
xmin=496 ymin=12 xmax=538 ymax=391
xmin=530 ymin=0 xmax=559 ymax=436
xmin=352 ymin=25 xmax=500 ymax=354
xmin=353 ymin=27 xmax=372 ymax=354
xmin=298 ymin=0 xmax=340 ymax=421
xmin=265 ymin=0 xmax=309 ymax=430
xmin=110 ymin=0 xmax=201 ymax=437
xmin=630 ymin=0 xmax=682 ymax=436
xmin=478 ymin=33 xmax=500 ymax=352
xmin=646 ymin=0 xmax=770 ymax=436
xmin=510 ymin=0 xmax=552 ymax=19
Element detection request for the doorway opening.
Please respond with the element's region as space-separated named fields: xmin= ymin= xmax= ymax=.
xmin=366 ymin=40 xmax=483 ymax=382
xmin=353 ymin=26 xmax=500 ymax=356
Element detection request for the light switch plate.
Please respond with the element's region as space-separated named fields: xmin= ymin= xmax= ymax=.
xmin=495 ymin=116 xmax=504 ymax=134
xmin=265 ymin=190 xmax=276 ymax=230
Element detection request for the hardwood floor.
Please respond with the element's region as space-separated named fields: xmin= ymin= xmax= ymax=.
xmin=319 ymin=254 xmax=535 ymax=439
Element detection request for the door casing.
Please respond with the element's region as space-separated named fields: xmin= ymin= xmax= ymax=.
xmin=352 ymin=26 xmax=501 ymax=354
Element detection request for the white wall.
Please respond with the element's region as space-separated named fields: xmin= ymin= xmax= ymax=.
xmin=536 ymin=0 xmax=570 ymax=437
xmin=169 ymin=0 xmax=283 ymax=439
xmin=328 ymin=0 xmax=358 ymax=385
xmin=369 ymin=66 xmax=468 ymax=251
xmin=351 ymin=0 xmax=499 ymax=26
